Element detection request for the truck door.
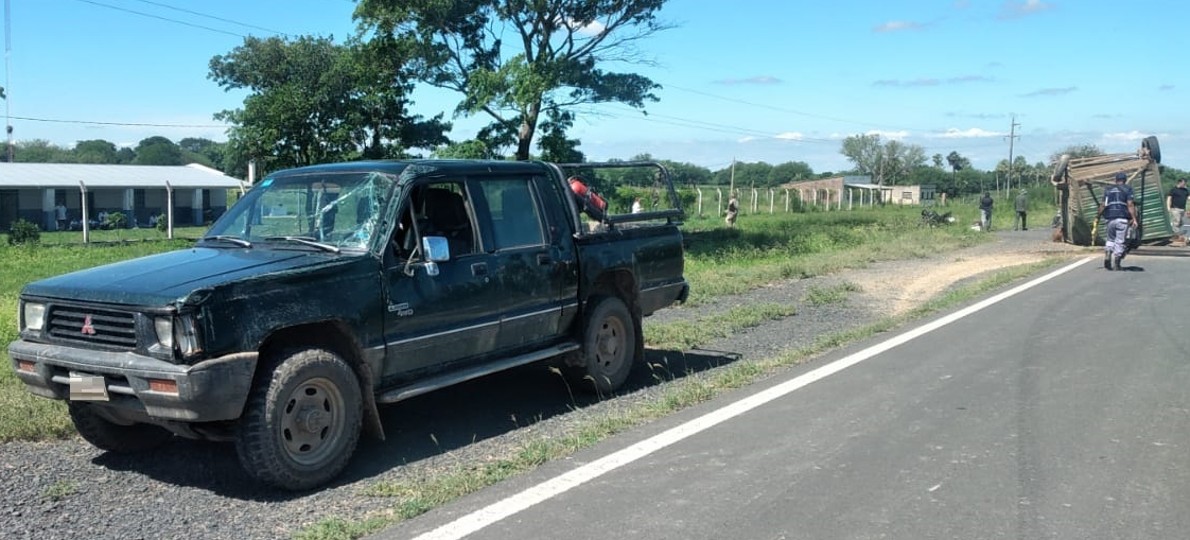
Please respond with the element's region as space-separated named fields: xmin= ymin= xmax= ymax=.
xmin=473 ymin=176 xmax=567 ymax=351
xmin=381 ymin=180 xmax=502 ymax=381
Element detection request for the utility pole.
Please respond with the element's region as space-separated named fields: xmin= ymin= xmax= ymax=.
xmin=728 ymin=157 xmax=736 ymax=199
xmin=5 ymin=0 xmax=12 ymax=163
xmin=1004 ymin=114 xmax=1020 ymax=196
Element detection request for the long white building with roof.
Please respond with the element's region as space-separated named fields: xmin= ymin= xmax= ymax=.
xmin=0 ymin=162 xmax=246 ymax=231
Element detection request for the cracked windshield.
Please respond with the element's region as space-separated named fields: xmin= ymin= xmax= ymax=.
xmin=208 ymin=170 xmax=395 ymax=250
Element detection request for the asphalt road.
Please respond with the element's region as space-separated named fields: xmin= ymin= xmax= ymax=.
xmin=375 ymin=251 xmax=1190 ymax=540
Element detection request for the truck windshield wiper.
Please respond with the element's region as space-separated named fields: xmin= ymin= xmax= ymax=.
xmin=263 ymin=236 xmax=341 ymax=253
xmin=200 ymin=235 xmax=252 ymax=248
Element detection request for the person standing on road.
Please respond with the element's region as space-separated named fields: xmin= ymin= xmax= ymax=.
xmin=979 ymin=191 xmax=994 ymax=231
xmin=1166 ymin=178 xmax=1188 ymax=236
xmin=1097 ymin=172 xmax=1139 ymax=271
xmin=1013 ymin=189 xmax=1029 ymax=231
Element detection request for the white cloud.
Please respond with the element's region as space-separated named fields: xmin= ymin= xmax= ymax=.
xmin=565 ymin=18 xmax=606 ymax=36
xmin=999 ymin=0 xmax=1054 ymax=20
xmin=1020 ymin=86 xmax=1077 ymax=97
xmin=775 ymin=132 xmax=804 ymax=140
xmin=1103 ymin=131 xmax=1147 ymax=142
xmin=934 ymin=128 xmax=1003 ymax=138
xmin=714 ymin=76 xmax=782 ymax=85
xmin=866 ymin=130 xmax=909 ymax=141
xmin=737 ymin=136 xmax=759 ymax=143
xmin=874 ymin=20 xmax=923 ymax=33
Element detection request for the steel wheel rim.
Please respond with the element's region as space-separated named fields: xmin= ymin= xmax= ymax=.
xmin=593 ymin=314 xmax=627 ymax=375
xmin=279 ymin=377 xmax=346 ymax=467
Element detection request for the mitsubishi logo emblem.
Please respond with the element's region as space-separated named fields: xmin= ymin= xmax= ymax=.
xmin=81 ymin=315 xmax=97 ymax=335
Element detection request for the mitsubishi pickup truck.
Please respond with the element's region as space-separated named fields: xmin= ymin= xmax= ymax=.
xmin=8 ymin=159 xmax=688 ymax=490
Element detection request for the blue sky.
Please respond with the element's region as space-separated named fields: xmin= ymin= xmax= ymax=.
xmin=6 ymin=0 xmax=1185 ymax=173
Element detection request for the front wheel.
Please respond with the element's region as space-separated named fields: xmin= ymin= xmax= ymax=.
xmin=68 ymin=402 xmax=172 ymax=453
xmin=236 ymin=348 xmax=362 ymax=491
xmin=570 ymin=296 xmax=638 ymax=394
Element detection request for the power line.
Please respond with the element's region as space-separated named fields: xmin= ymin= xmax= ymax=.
xmin=70 ymin=0 xmax=247 ymax=38
xmin=11 ymin=115 xmax=226 ymax=128
xmin=127 ymin=0 xmax=290 ymax=36
xmin=662 ymin=82 xmax=929 ymax=133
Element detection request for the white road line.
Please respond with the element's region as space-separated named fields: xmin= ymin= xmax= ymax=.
xmin=412 ymin=257 xmax=1094 ymax=540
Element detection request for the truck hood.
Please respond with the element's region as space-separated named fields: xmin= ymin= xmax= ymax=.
xmin=22 ymin=247 xmax=335 ymax=307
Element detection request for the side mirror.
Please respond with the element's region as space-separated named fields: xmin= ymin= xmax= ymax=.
xmin=422 ymin=236 xmax=450 ymax=262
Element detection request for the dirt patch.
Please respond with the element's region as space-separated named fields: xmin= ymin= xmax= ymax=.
xmin=853 ymin=251 xmax=1056 ymax=317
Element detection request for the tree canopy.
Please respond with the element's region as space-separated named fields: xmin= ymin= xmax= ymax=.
xmin=840 ymin=134 xmax=927 ymax=185
xmin=208 ymin=35 xmax=449 ymax=176
xmin=354 ymin=0 xmax=672 ymax=160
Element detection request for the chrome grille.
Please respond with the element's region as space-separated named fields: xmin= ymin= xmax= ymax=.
xmin=47 ymin=306 xmax=137 ymax=349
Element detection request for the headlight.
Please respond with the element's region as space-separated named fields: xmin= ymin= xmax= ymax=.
xmin=154 ymin=316 xmax=174 ymax=349
xmin=22 ymin=302 xmax=45 ymax=331
xmin=174 ymin=315 xmax=202 ymax=356
xmin=154 ymin=315 xmax=202 ymax=357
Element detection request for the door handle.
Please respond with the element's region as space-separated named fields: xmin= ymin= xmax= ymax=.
xmin=537 ymin=253 xmax=552 ymax=266
xmin=471 ymin=262 xmax=487 ymax=276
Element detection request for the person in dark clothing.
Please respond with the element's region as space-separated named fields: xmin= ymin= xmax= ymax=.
xmin=1013 ymin=189 xmax=1028 ymax=231
xmin=1166 ymin=178 xmax=1188 ymax=235
xmin=978 ymin=192 xmax=994 ymax=231
xmin=1097 ymin=172 xmax=1138 ymax=271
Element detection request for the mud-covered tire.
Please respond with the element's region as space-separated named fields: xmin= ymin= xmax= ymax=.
xmin=1143 ymin=136 xmax=1161 ymax=164
xmin=235 ymin=348 xmax=362 ymax=491
xmin=570 ymin=296 xmax=637 ymax=394
xmin=68 ymin=402 xmax=172 ymax=453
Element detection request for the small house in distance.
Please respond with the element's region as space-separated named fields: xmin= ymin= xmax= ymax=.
xmin=0 ymin=162 xmax=244 ymax=231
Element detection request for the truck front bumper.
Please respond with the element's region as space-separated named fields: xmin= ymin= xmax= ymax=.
xmin=7 ymin=340 xmax=257 ymax=422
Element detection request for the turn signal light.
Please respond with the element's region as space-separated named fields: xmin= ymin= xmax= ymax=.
xmin=148 ymin=379 xmax=178 ymax=394
xmin=16 ymin=360 xmax=35 ymax=373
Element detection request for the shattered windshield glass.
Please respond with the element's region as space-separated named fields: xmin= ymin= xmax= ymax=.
xmin=207 ymin=169 xmax=395 ymax=251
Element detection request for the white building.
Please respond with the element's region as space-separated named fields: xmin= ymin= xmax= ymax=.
xmin=0 ymin=163 xmax=245 ymax=231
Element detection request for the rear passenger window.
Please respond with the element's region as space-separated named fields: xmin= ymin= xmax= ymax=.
xmin=481 ymin=179 xmax=544 ymax=249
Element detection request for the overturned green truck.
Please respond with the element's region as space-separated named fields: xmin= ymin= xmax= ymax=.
xmin=1050 ymin=136 xmax=1175 ymax=247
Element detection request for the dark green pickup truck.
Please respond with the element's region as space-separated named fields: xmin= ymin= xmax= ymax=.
xmin=8 ymin=159 xmax=688 ymax=490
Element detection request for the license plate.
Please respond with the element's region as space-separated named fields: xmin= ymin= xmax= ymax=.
xmin=69 ymin=373 xmax=109 ymax=402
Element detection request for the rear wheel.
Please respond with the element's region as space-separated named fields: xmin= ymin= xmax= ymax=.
xmin=570 ymin=296 xmax=637 ymax=394
xmin=1143 ymin=136 xmax=1161 ymax=163
xmin=236 ymin=348 xmax=362 ymax=491
xmin=68 ymin=402 xmax=172 ymax=452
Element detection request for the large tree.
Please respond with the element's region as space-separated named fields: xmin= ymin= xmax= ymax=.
xmin=178 ymin=137 xmax=226 ymax=168
xmin=1050 ymin=144 xmax=1103 ymax=162
xmin=840 ymin=134 xmax=926 ymax=185
xmin=840 ymin=134 xmax=884 ymax=182
xmin=134 ymin=136 xmax=183 ymax=165
xmin=945 ymin=151 xmax=971 ymax=173
xmin=14 ymin=140 xmax=73 ymax=163
xmin=74 ymin=140 xmax=120 ymax=164
xmin=209 ymin=35 xmax=449 ymax=173
xmin=355 ymin=0 xmax=672 ymax=161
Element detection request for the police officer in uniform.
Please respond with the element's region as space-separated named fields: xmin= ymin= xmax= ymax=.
xmin=1096 ymin=171 xmax=1138 ymax=271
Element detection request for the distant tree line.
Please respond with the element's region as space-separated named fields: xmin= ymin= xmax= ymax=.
xmin=8 ymin=137 xmax=226 ymax=170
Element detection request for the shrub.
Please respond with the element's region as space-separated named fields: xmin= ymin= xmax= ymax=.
xmin=7 ymin=218 xmax=41 ymax=245
xmin=155 ymin=215 xmax=167 ymax=233
xmin=106 ymin=212 xmax=128 ymax=230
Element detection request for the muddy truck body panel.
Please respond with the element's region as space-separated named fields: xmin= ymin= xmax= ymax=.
xmin=8 ymin=158 xmax=687 ymax=490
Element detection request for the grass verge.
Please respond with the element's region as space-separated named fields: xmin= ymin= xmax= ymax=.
xmin=644 ymin=302 xmax=797 ymax=351
xmin=297 ymin=257 xmax=1069 ymax=540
